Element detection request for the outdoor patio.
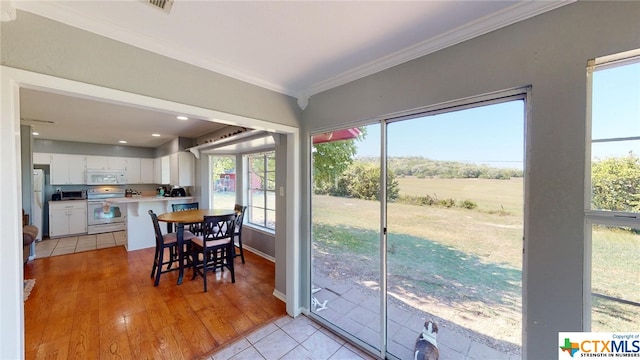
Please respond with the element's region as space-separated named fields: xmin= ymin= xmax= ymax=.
xmin=311 ymin=274 xmax=521 ymax=360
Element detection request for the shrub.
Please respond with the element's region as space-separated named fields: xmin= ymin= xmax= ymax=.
xmin=459 ymin=199 xmax=478 ymax=210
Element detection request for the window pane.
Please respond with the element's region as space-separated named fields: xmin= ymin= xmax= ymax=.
xmin=211 ymin=155 xmax=235 ymax=209
xmin=266 ymin=210 xmax=276 ymax=229
xmin=590 ymin=61 xmax=640 ymax=212
xmin=591 ymin=224 xmax=640 ymax=332
xmin=592 ymin=63 xmax=640 ymax=140
xmin=266 ymin=190 xmax=276 ymax=209
xmin=246 ymin=151 xmax=276 ymax=229
xmin=250 ymin=190 xmax=264 ymax=207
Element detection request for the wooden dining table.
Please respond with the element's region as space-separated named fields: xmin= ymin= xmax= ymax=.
xmin=157 ymin=209 xmax=236 ymax=285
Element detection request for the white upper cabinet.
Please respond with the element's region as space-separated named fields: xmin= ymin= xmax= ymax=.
xmin=126 ymin=158 xmax=141 ymax=184
xmin=33 ymin=152 xmax=52 ymax=165
xmin=170 ymin=152 xmax=194 ymax=187
xmin=50 ymin=154 xmax=86 ymax=185
xmin=86 ymin=155 xmax=127 ymax=170
xmin=140 ymin=158 xmax=155 ymax=184
xmin=126 ymin=158 xmax=155 ymax=184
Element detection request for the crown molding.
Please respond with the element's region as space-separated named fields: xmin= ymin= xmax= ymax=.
xmin=14 ymin=1 xmax=296 ymax=97
xmin=15 ymin=1 xmax=573 ymax=108
xmin=304 ymin=0 xmax=574 ymax=98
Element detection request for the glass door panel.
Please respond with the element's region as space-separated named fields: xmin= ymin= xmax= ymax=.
xmin=590 ymin=224 xmax=640 ymax=332
xmin=385 ymin=101 xmax=524 ymax=359
xmin=310 ymin=124 xmax=382 ymax=352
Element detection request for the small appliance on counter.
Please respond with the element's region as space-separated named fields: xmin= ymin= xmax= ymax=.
xmin=156 ymin=186 xmax=168 ymax=197
xmin=51 ymin=192 xmax=62 ymax=201
xmin=170 ymin=186 xmax=186 ymax=197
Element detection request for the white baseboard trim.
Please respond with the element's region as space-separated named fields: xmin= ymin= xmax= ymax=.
xmin=242 ymin=244 xmax=275 ymax=263
xmin=272 ymin=288 xmax=286 ymax=302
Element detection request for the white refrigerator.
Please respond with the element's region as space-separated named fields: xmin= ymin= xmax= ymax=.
xmin=32 ymin=169 xmax=44 ymax=241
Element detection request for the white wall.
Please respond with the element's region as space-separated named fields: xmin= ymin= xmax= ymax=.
xmin=302 ymin=2 xmax=640 ymax=359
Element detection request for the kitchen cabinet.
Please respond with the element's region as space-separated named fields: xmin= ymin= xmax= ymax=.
xmin=33 ymin=152 xmax=52 ymax=165
xmin=86 ymin=155 xmax=127 ymax=170
xmin=170 ymin=152 xmax=194 ymax=187
xmin=140 ymin=158 xmax=155 ymax=184
xmin=154 ymin=156 xmax=170 ymax=184
xmin=126 ymin=158 xmax=155 ymax=184
xmin=50 ymin=154 xmax=86 ymax=185
xmin=49 ymin=201 xmax=87 ymax=238
xmin=126 ymin=158 xmax=141 ymax=184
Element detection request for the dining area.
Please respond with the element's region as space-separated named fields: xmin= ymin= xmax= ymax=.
xmin=149 ymin=203 xmax=247 ymax=292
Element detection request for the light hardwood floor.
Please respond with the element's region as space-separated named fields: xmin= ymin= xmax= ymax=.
xmin=23 ymin=245 xmax=286 ymax=359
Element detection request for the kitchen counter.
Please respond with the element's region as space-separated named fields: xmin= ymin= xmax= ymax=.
xmin=108 ymin=196 xmax=197 ymax=203
xmin=110 ymin=196 xmax=198 ymax=251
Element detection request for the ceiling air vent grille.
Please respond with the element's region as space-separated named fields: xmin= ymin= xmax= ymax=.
xmin=145 ymin=0 xmax=174 ymax=14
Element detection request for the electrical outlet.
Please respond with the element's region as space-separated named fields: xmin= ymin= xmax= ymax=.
xmin=55 ymin=187 xmax=61 ymax=192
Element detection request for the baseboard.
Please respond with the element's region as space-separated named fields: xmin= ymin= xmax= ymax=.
xmin=243 ymin=245 xmax=275 ymax=263
xmin=272 ymin=288 xmax=286 ymax=302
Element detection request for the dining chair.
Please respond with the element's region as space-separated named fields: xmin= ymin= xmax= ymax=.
xmin=190 ymin=213 xmax=236 ymax=292
xmin=233 ymin=204 xmax=247 ymax=263
xmin=171 ymin=202 xmax=202 ymax=235
xmin=148 ymin=210 xmax=196 ymax=286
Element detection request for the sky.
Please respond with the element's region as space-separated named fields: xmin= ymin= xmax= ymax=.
xmin=355 ymin=100 xmax=525 ymax=169
xmin=353 ymin=61 xmax=640 ymax=170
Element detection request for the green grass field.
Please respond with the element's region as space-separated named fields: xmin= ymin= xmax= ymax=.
xmin=312 ymin=176 xmax=639 ymax=345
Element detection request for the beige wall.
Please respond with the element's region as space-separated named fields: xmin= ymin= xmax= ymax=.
xmin=301 ymin=2 xmax=640 ymax=359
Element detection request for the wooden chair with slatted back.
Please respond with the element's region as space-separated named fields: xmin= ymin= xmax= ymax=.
xmin=171 ymin=202 xmax=202 ymax=235
xmin=233 ymin=204 xmax=247 ymax=263
xmin=190 ymin=213 xmax=236 ymax=292
xmin=148 ymin=210 xmax=196 ymax=286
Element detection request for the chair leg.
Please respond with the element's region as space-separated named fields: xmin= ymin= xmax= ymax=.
xmin=151 ymin=245 xmax=160 ymax=278
xmin=202 ymin=247 xmax=208 ymax=292
xmin=154 ymin=246 xmax=164 ymax=286
xmin=237 ymin=235 xmax=245 ymax=264
xmin=227 ymin=243 xmax=235 ymax=283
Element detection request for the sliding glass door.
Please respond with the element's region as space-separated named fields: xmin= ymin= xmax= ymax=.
xmin=310 ymin=95 xmax=525 ymax=359
xmin=310 ymin=124 xmax=382 ymax=353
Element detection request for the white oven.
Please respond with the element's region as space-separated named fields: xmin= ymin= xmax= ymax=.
xmin=87 ymin=187 xmax=126 ymax=234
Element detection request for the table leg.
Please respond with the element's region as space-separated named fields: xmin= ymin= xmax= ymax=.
xmin=176 ymin=222 xmax=184 ymax=285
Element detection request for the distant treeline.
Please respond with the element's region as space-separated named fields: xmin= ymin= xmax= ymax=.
xmin=357 ymin=156 xmax=523 ymax=180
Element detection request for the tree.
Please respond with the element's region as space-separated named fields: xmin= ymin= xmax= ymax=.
xmin=591 ymin=152 xmax=640 ymax=211
xmin=312 ymin=128 xmax=365 ymax=193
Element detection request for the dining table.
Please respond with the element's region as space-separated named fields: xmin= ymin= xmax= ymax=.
xmin=157 ymin=208 xmax=236 ymax=285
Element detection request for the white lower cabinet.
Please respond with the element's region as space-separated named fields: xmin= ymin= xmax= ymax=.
xmin=49 ymin=201 xmax=87 ymax=238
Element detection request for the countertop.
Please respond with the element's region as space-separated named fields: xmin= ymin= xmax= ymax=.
xmin=107 ymin=196 xmax=197 ymax=203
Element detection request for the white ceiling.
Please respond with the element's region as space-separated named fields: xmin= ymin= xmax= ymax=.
xmin=14 ymin=0 xmax=571 ymax=148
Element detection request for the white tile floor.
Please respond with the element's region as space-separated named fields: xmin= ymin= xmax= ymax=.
xmin=35 ymin=231 xmax=126 ymax=258
xmin=207 ymin=315 xmax=375 ymax=360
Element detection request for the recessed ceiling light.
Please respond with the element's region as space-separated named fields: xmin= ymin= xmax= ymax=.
xmin=152 ymin=133 xmax=161 ymax=137
xmin=32 ymin=132 xmax=39 ymax=136
xmin=177 ymin=116 xmax=188 ymax=120
xmin=119 ymin=140 xmax=127 ymax=144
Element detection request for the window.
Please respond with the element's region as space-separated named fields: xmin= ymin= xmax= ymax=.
xmin=588 ymin=52 xmax=640 ymax=214
xmin=210 ymin=155 xmax=236 ymax=210
xmin=586 ymin=49 xmax=640 ymax=332
xmin=246 ymin=151 xmax=276 ymax=230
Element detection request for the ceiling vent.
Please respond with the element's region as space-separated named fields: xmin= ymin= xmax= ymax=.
xmin=145 ymin=0 xmax=174 ymax=14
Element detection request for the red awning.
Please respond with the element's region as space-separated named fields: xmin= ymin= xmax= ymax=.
xmin=312 ymin=128 xmax=361 ymax=144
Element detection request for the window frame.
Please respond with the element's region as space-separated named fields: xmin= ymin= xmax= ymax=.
xmin=584 ymin=49 xmax=640 ymax=330
xmin=246 ymin=151 xmax=276 ymax=230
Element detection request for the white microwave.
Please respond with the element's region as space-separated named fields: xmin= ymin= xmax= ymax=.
xmin=86 ymin=169 xmax=126 ymax=185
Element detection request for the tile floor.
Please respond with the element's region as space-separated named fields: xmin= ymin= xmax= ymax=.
xmin=35 ymin=231 xmax=126 ymax=258
xmin=206 ymin=314 xmax=375 ymax=360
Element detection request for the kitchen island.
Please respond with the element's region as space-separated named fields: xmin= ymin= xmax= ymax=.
xmin=107 ymin=196 xmax=197 ymax=251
